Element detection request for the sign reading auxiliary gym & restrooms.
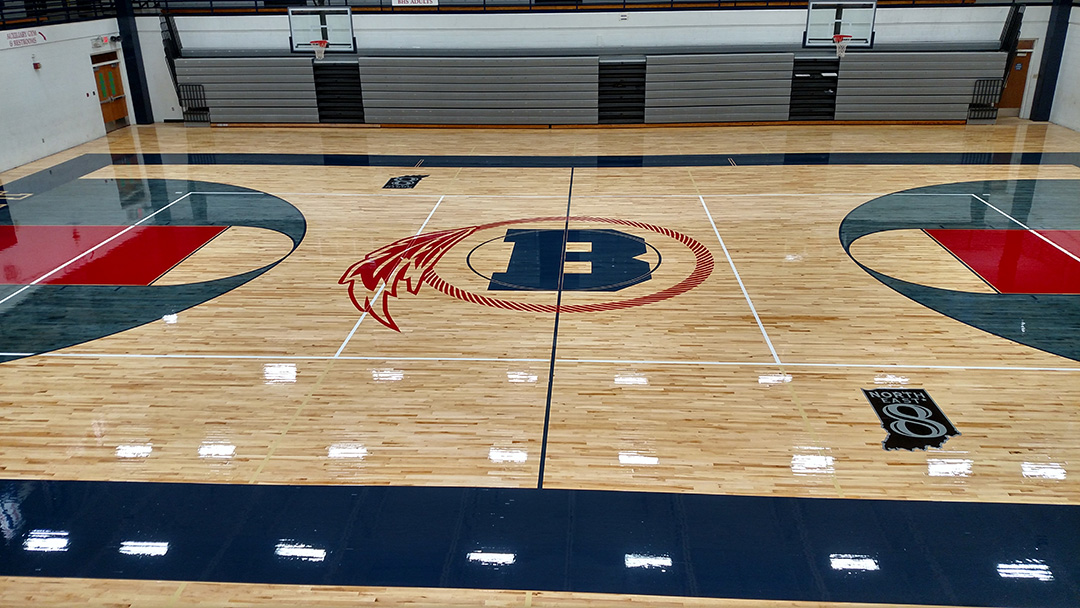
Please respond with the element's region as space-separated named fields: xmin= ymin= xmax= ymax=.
xmin=5 ymin=29 xmax=45 ymax=49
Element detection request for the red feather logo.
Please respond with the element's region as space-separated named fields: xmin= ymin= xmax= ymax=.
xmin=339 ymin=215 xmax=709 ymax=331
xmin=338 ymin=226 xmax=479 ymax=331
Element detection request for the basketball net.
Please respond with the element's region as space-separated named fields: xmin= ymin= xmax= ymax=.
xmin=311 ymin=40 xmax=328 ymax=60
xmin=833 ymin=34 xmax=851 ymax=59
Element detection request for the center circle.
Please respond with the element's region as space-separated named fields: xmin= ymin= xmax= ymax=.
xmin=426 ymin=216 xmax=714 ymax=315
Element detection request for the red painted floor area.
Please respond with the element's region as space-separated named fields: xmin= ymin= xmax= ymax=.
xmin=1038 ymin=230 xmax=1080 ymax=258
xmin=926 ymin=229 xmax=1080 ymax=294
xmin=0 ymin=225 xmax=227 ymax=286
xmin=0 ymin=225 xmax=127 ymax=284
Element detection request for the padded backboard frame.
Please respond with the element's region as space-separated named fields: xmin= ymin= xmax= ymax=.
xmin=288 ymin=7 xmax=355 ymax=53
xmin=805 ymin=1 xmax=876 ymax=48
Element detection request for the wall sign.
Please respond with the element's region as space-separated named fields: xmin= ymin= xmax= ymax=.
xmin=862 ymin=388 xmax=959 ymax=451
xmin=5 ymin=29 xmax=45 ymax=50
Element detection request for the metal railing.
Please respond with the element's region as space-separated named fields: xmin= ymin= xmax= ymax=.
xmin=0 ymin=0 xmax=1052 ymax=31
xmin=140 ymin=0 xmax=995 ymax=14
xmin=1 ymin=0 xmax=116 ymax=30
xmin=140 ymin=0 xmax=817 ymax=13
xmin=143 ymin=0 xmax=1054 ymax=15
xmin=968 ymin=77 xmax=1004 ymax=120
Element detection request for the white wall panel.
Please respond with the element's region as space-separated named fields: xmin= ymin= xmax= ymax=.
xmin=1050 ymin=14 xmax=1080 ymax=131
xmin=0 ymin=20 xmax=127 ymax=172
xmin=177 ymin=8 xmax=1013 ymax=53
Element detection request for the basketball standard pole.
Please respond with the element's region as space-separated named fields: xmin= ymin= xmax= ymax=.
xmin=1029 ymin=0 xmax=1071 ymax=122
xmin=116 ymin=0 xmax=155 ymax=124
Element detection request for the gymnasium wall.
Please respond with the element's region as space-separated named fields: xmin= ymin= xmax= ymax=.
xmin=1 ymin=7 xmax=1071 ymax=176
xmin=169 ymin=6 xmax=1052 ymax=121
xmin=0 ymin=20 xmax=132 ymax=173
xmin=1049 ymin=13 xmax=1080 ymax=131
xmin=176 ymin=8 xmax=1013 ymax=51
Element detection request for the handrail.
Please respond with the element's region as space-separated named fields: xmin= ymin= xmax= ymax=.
xmin=1 ymin=0 xmax=116 ymax=30
xmin=140 ymin=0 xmax=1021 ymax=14
xmin=0 ymin=0 xmax=1051 ymax=32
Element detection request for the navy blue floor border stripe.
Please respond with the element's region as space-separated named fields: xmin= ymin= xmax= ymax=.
xmin=6 ymin=152 xmax=1080 ymax=197
xmin=107 ymin=151 xmax=1080 ymax=169
xmin=0 ymin=155 xmax=114 ymax=197
xmin=1 ymin=480 xmax=1077 ymax=607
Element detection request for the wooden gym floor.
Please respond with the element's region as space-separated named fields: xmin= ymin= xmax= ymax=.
xmin=1 ymin=121 xmax=1080 ymax=606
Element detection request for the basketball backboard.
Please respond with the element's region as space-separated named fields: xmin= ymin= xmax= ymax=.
xmin=288 ymin=7 xmax=355 ymax=53
xmin=805 ymin=0 xmax=876 ymax=48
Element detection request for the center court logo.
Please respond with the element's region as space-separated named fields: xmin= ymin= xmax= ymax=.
xmin=339 ymin=217 xmax=714 ymax=331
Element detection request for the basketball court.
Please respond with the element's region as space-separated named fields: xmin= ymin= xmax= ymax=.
xmin=1 ymin=121 xmax=1080 ymax=606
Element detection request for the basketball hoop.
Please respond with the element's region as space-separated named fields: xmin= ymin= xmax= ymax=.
xmin=833 ymin=34 xmax=852 ymax=59
xmin=311 ymin=40 xmax=328 ymax=60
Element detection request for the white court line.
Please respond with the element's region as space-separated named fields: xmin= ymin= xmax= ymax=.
xmin=972 ymin=193 xmax=1080 ymax=265
xmin=168 ymin=191 xmax=260 ymax=195
xmin=887 ymin=193 xmax=975 ymax=196
xmin=699 ymin=195 xmax=783 ymax=367
xmin=271 ymin=193 xmax=569 ymax=199
xmin=661 ymin=193 xmax=888 ymax=198
xmin=0 ymin=193 xmax=193 ymax=308
xmin=878 ymin=193 xmax=1080 ymax=198
xmin=183 ymin=191 xmax=565 ymax=199
xmin=780 ymin=361 xmax=1080 ymax=372
xmin=228 ymin=192 xmax=892 ymax=199
xmin=332 ymin=283 xmax=386 ymax=358
xmin=343 ymin=355 xmax=545 ymax=362
xmin=332 ymin=195 xmax=446 ymax=358
xmin=558 ymin=358 xmax=1080 ymax=372
xmin=5 ymin=351 xmax=1080 ymax=372
xmin=0 ymin=352 xmax=546 ymax=363
xmin=562 ymin=358 xmax=771 ymax=367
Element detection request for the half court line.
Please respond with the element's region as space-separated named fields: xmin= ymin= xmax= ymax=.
xmin=0 ymin=192 xmax=193 ymax=308
xmin=536 ymin=167 xmax=574 ymax=490
xmin=699 ymin=195 xmax=783 ymax=367
xmin=332 ymin=195 xmax=447 ymax=358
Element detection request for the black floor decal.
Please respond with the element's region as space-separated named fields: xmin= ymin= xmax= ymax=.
xmin=863 ymin=388 xmax=960 ymax=450
xmin=383 ymin=175 xmax=428 ymax=189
